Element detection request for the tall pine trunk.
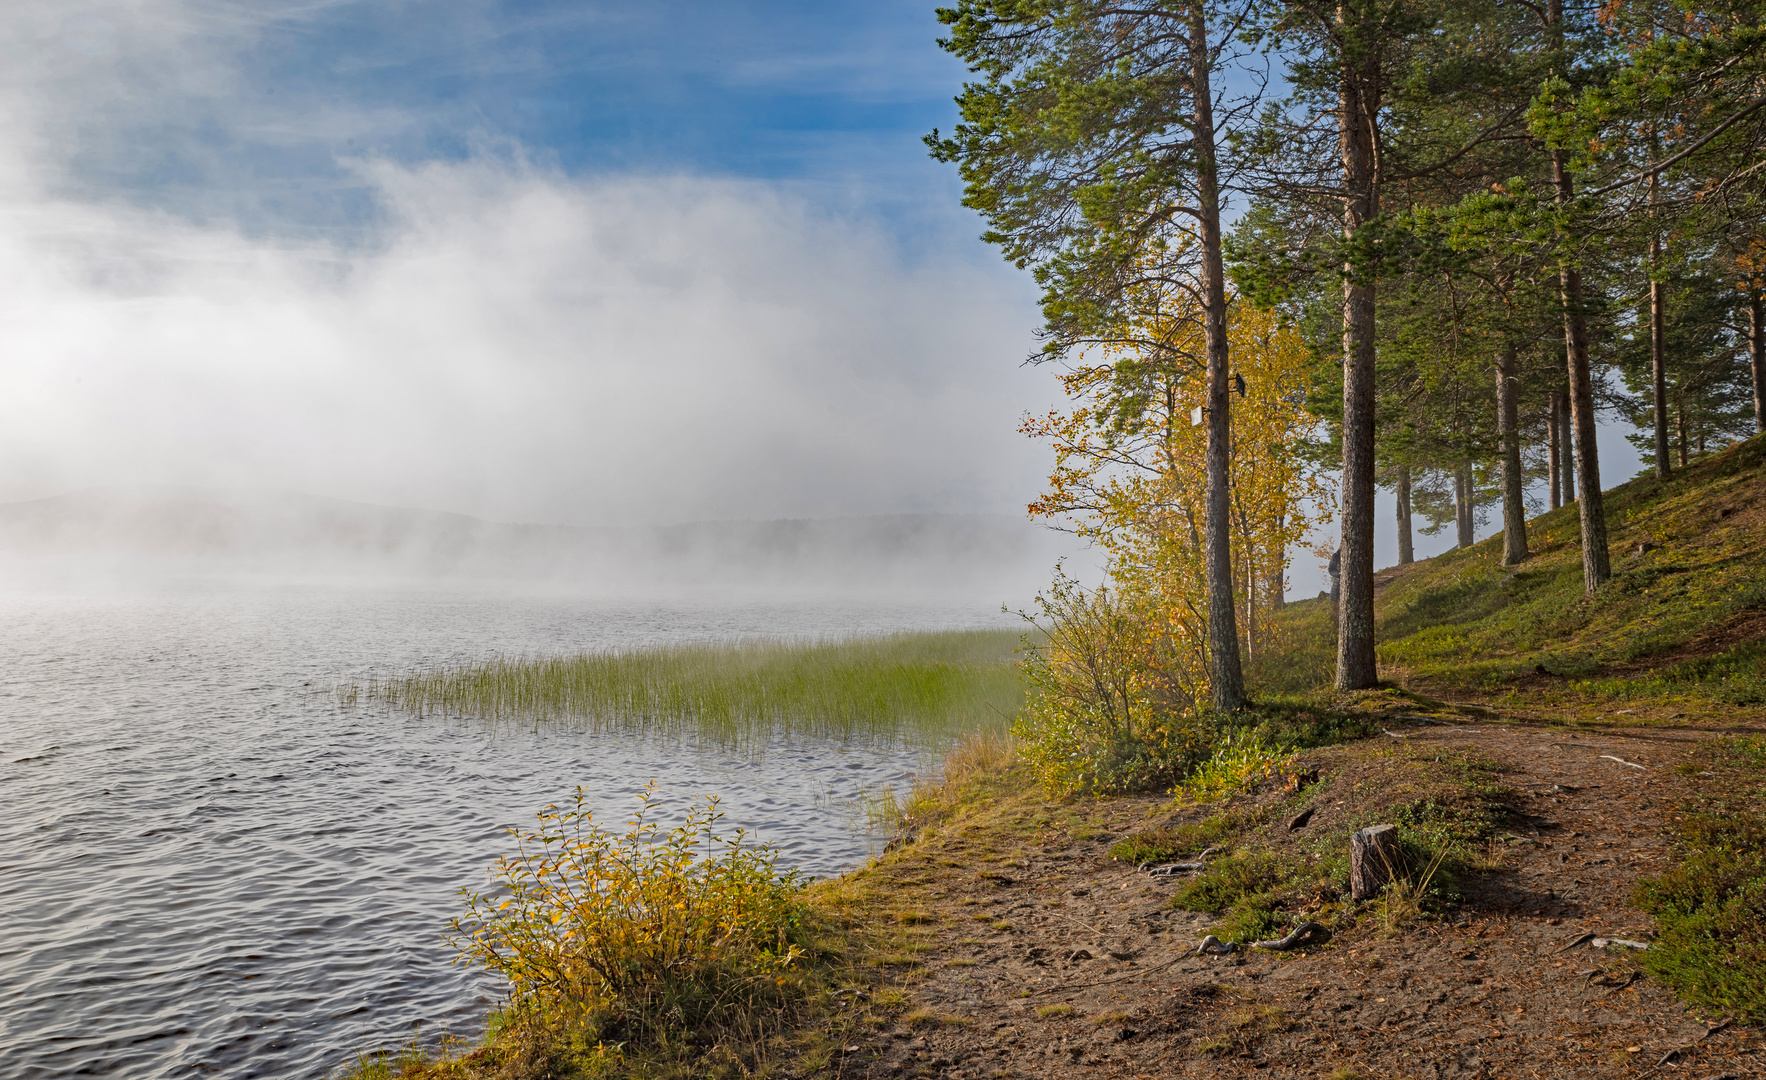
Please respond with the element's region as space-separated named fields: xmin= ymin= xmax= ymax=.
xmin=1677 ymin=386 xmax=1689 ymax=467
xmin=1190 ymin=5 xmax=1245 ymax=712
xmin=1547 ymin=389 xmax=1562 ymax=509
xmin=1751 ymin=290 xmax=1764 ymax=434
xmin=1559 ymin=248 xmax=1610 ymax=588
xmin=1395 ymin=466 xmax=1414 ymax=565
xmin=1497 ymin=347 xmax=1528 ymax=564
xmin=1558 ymin=385 xmax=1576 ymax=503
xmin=1548 ymin=1 xmax=1608 ymax=591
xmin=1650 ymin=170 xmax=1671 ymax=478
xmin=1334 ymin=0 xmax=1382 ymax=691
xmin=1454 ymin=461 xmax=1474 ymax=549
xmin=1651 ymin=269 xmax=1670 ymax=476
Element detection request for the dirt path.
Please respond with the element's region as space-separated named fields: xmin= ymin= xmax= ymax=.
xmin=832 ymin=722 xmax=1763 ymax=1080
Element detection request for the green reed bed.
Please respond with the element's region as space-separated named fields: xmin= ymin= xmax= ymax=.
xmin=347 ymin=629 xmax=1025 ymax=749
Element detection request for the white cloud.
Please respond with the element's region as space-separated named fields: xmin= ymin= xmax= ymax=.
xmin=0 ymin=1 xmax=1057 ymax=533
xmin=0 ymin=155 xmax=1053 ymax=525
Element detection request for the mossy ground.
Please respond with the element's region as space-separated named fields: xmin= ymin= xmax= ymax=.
xmin=1637 ymin=735 xmax=1766 ymax=1026
xmin=1283 ymin=433 xmax=1766 ymax=717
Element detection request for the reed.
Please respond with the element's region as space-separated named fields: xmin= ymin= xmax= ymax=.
xmin=348 ymin=629 xmax=1025 ymax=750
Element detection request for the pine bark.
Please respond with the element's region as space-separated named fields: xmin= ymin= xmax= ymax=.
xmin=1548 ymin=2 xmax=1608 ymax=591
xmin=1454 ymin=461 xmax=1474 ymax=549
xmin=1547 ymin=389 xmax=1562 ymax=509
xmin=1751 ymin=291 xmax=1764 ymax=435
xmin=1650 ymin=242 xmax=1671 ymax=479
xmin=1561 ymin=254 xmax=1609 ymax=589
xmin=1558 ymin=386 xmax=1576 ymax=503
xmin=1395 ymin=465 xmax=1414 ymax=565
xmin=1677 ymin=388 xmax=1689 ymax=467
xmin=1334 ymin=2 xmax=1381 ymax=691
xmin=1497 ymin=347 xmax=1528 ymax=564
xmin=1191 ymin=6 xmax=1245 ymax=712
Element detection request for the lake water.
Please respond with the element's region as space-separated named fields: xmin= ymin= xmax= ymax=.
xmin=0 ymin=582 xmax=1017 ymax=1079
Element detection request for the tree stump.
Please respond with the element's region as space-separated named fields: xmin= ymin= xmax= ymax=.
xmin=1350 ymin=824 xmax=1401 ymax=901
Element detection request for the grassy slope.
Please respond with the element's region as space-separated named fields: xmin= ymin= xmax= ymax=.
xmin=1265 ymin=433 xmax=1766 ymax=715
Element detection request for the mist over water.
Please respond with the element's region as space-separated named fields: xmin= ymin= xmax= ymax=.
xmin=0 ymin=486 xmax=1094 ymax=599
xmin=0 ymin=579 xmax=1036 ymax=1080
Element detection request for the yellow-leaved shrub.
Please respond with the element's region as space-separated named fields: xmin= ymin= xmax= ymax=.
xmin=1017 ymin=284 xmax=1327 ymax=792
xmin=452 ymin=784 xmax=809 ymax=1060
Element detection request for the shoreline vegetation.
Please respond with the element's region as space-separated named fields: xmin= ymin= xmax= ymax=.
xmin=341 ymin=630 xmax=1025 ymax=751
xmin=340 ymin=439 xmax=1765 ymax=1080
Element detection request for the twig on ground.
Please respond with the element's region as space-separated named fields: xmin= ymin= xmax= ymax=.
xmin=1558 ymin=932 xmax=1598 ymax=952
xmin=1250 ymin=921 xmax=1331 ymax=952
xmin=1600 ymin=754 xmax=1648 ymax=770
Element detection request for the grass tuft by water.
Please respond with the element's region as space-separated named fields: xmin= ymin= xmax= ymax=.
xmin=345 ymin=630 xmax=1025 ymax=751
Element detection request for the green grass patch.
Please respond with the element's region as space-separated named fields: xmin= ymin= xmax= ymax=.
xmin=1109 ymin=812 xmax=1247 ymax=865
xmin=1258 ymin=433 xmax=1766 ymax=709
xmin=1636 ymin=735 xmax=1766 ymax=1024
xmin=1170 ymin=850 xmax=1298 ymax=915
xmin=346 ymin=629 xmax=1025 ymax=750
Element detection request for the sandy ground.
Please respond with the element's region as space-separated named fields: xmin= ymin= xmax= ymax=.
xmin=830 ymin=720 xmax=1764 ymax=1080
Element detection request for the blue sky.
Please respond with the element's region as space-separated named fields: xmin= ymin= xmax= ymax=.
xmin=54 ymin=1 xmax=975 ymax=239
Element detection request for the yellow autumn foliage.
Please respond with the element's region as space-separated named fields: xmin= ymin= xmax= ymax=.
xmin=1015 ymin=291 xmax=1328 ymax=792
xmin=451 ymin=784 xmax=810 ymax=1058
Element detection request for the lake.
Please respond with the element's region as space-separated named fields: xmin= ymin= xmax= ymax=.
xmin=0 ymin=582 xmax=1019 ymax=1079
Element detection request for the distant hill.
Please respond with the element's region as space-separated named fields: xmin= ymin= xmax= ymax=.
xmin=0 ymin=486 xmax=1090 ymax=600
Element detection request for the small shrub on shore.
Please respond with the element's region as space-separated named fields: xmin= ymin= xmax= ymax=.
xmin=1173 ymin=728 xmax=1296 ymax=804
xmin=452 ymin=784 xmax=812 ymax=1068
xmin=1011 ymin=573 xmax=1213 ymax=794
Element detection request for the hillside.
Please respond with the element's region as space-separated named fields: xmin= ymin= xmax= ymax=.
xmin=1267 ymin=433 xmax=1766 ymax=718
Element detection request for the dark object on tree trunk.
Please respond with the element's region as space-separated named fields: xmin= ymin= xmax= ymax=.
xmin=1350 ymin=824 xmax=1401 ymax=901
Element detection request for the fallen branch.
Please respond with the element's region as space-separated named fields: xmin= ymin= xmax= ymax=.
xmin=1600 ymin=754 xmax=1648 ymax=770
xmin=1251 ymin=921 xmax=1331 ymax=951
xmin=1196 ymin=935 xmax=1235 ymax=955
xmin=1145 ymin=861 xmax=1206 ymax=877
xmin=1141 ymin=846 xmax=1218 ymax=876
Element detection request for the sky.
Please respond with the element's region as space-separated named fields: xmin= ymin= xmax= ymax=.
xmin=0 ymin=0 xmax=1646 ymax=597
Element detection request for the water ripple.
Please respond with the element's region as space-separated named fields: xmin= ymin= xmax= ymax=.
xmin=0 ymin=585 xmax=1007 ymax=1079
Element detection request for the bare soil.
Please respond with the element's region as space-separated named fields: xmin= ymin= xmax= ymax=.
xmin=826 ymin=720 xmax=1766 ymax=1080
